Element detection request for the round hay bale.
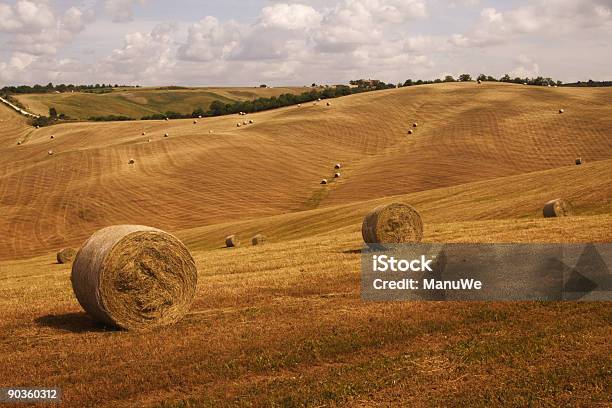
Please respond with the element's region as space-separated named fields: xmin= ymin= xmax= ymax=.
xmin=142 ymin=132 xmax=146 ymax=135
xmin=165 ymin=118 xmax=169 ymax=121
xmin=164 ymin=133 xmax=169 ymax=138
xmin=326 ymin=102 xmax=331 ymax=106
xmin=477 ymin=80 xmax=482 ymax=84
xmin=334 ymin=172 xmax=341 ymax=178
xmin=237 ymin=123 xmax=241 ymax=128
xmin=408 ymin=129 xmax=413 ymax=135
xmin=249 ymin=120 xmax=254 ymax=124
xmin=559 ymin=109 xmax=564 ymax=114
xmin=317 ymin=98 xmax=322 ymax=102
xmin=225 ymin=235 xmax=240 ymax=248
xmin=209 ymin=130 xmax=213 ymax=134
xmin=320 ymin=179 xmax=328 ymax=185
xmin=198 ymin=115 xmax=203 ymax=119
xmin=334 ymin=163 xmax=342 ymax=169
xmin=413 ymin=122 xmax=418 ymax=128
xmin=36 ymin=125 xmax=40 ymax=129
xmin=251 ymin=234 xmax=266 ymax=246
xmin=193 ymin=120 xmax=198 ymax=124
xmin=128 ymin=159 xmax=135 ymax=165
xmin=57 ymin=248 xmax=77 ymax=264
xmin=147 ymin=138 xmax=151 ymax=142
xmin=575 ymin=158 xmax=583 ymax=165
xmin=243 ymin=121 xmax=248 ymax=125
xmin=362 ymin=203 xmax=423 ymax=247
xmin=543 ymin=199 xmax=573 ymax=218
xmin=17 ymin=141 xmax=21 ymax=145
xmin=50 ymin=135 xmax=55 ymax=139
xmin=297 ymin=104 xmax=301 ymax=107
xmin=71 ymin=225 xmax=197 ymax=330
xmin=48 ymin=150 xmax=54 ymax=156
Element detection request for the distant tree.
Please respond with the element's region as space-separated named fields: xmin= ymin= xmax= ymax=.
xmin=459 ymin=74 xmax=472 ymax=82
xmin=500 ymin=74 xmax=511 ymax=82
xmin=403 ymin=79 xmax=414 ymax=87
xmin=259 ymin=84 xmax=267 ymax=88
xmin=444 ymin=75 xmax=455 ymax=82
xmin=486 ymin=76 xmax=496 ymax=82
xmin=477 ymin=74 xmax=487 ymax=82
xmin=311 ymin=83 xmax=317 ymax=87
xmin=49 ymin=107 xmax=57 ymax=118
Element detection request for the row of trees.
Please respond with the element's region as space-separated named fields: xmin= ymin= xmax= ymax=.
xmin=399 ymin=74 xmax=563 ymax=87
xmin=1 ymin=83 xmax=138 ymax=94
xmin=140 ymin=85 xmax=359 ymax=121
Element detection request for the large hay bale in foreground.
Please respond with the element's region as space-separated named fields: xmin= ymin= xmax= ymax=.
xmin=71 ymin=225 xmax=197 ymax=330
xmin=251 ymin=234 xmax=266 ymax=246
xmin=362 ymin=203 xmax=423 ymax=247
xmin=57 ymin=248 xmax=77 ymax=264
xmin=543 ymin=199 xmax=573 ymax=218
xmin=225 ymin=235 xmax=240 ymax=248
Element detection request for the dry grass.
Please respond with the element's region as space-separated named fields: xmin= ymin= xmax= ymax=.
xmin=0 ymin=83 xmax=610 ymax=407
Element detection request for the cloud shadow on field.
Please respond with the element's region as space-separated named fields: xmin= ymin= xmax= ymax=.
xmin=35 ymin=313 xmax=116 ymax=333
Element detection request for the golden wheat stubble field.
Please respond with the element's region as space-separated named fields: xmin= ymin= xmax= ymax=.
xmin=0 ymin=82 xmax=611 ymax=407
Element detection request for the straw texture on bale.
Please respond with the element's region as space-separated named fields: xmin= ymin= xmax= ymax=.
xmin=362 ymin=203 xmax=423 ymax=247
xmin=543 ymin=199 xmax=573 ymax=218
xmin=225 ymin=235 xmax=240 ymax=248
xmin=71 ymin=225 xmax=197 ymax=330
xmin=57 ymin=248 xmax=77 ymax=264
xmin=251 ymin=234 xmax=266 ymax=246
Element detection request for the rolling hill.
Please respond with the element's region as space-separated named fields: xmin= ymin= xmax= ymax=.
xmin=0 ymin=82 xmax=610 ymax=407
xmin=13 ymin=86 xmax=308 ymax=119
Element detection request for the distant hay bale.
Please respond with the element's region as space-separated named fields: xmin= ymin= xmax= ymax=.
xmin=334 ymin=163 xmax=342 ymax=169
xmin=147 ymin=139 xmax=151 ymax=142
xmin=57 ymin=248 xmax=77 ymax=264
xmin=243 ymin=121 xmax=248 ymax=125
xmin=237 ymin=123 xmax=241 ymax=128
xmin=71 ymin=225 xmax=197 ymax=330
xmin=50 ymin=135 xmax=55 ymax=139
xmin=334 ymin=172 xmax=341 ymax=178
xmin=317 ymin=98 xmax=322 ymax=102
xmin=17 ymin=141 xmax=21 ymax=145
xmin=297 ymin=104 xmax=302 ymax=107
xmin=36 ymin=126 xmax=40 ymax=129
xmin=164 ymin=133 xmax=169 ymax=137
xmin=321 ymin=179 xmax=328 ymax=185
xmin=193 ymin=120 xmax=198 ymax=124
xmin=128 ymin=159 xmax=135 ymax=165
xmin=575 ymin=158 xmax=584 ymax=165
xmin=559 ymin=109 xmax=564 ymax=114
xmin=225 ymin=235 xmax=240 ymax=248
xmin=408 ymin=129 xmax=413 ymax=135
xmin=543 ymin=199 xmax=573 ymax=218
xmin=477 ymin=79 xmax=482 ymax=84
xmin=249 ymin=119 xmax=254 ymax=124
xmin=48 ymin=150 xmax=54 ymax=156
xmin=209 ymin=130 xmax=213 ymax=134
xmin=413 ymin=122 xmax=418 ymax=128
xmin=199 ymin=115 xmax=203 ymax=119
xmin=362 ymin=203 xmax=423 ymax=247
xmin=142 ymin=132 xmax=146 ymax=135
xmin=165 ymin=118 xmax=169 ymax=121
xmin=326 ymin=102 xmax=331 ymax=106
xmin=251 ymin=234 xmax=266 ymax=246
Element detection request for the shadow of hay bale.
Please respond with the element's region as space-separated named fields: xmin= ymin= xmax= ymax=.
xmin=35 ymin=313 xmax=116 ymax=333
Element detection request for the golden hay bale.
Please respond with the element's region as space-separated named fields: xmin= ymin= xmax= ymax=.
xmin=147 ymin=139 xmax=151 ymax=142
xmin=321 ymin=179 xmax=328 ymax=185
xmin=48 ymin=150 xmax=54 ymax=156
xmin=17 ymin=141 xmax=21 ymax=145
xmin=317 ymin=98 xmax=322 ymax=102
xmin=225 ymin=235 xmax=240 ymax=248
xmin=559 ymin=109 xmax=564 ymax=114
xmin=408 ymin=129 xmax=413 ymax=134
xmin=193 ymin=120 xmax=198 ymax=124
xmin=50 ymin=135 xmax=55 ymax=139
xmin=128 ymin=159 xmax=135 ymax=165
xmin=334 ymin=163 xmax=342 ymax=169
xmin=362 ymin=203 xmax=423 ymax=247
xmin=209 ymin=130 xmax=213 ymax=134
xmin=326 ymin=102 xmax=331 ymax=106
xmin=298 ymin=104 xmax=302 ymax=107
xmin=57 ymin=248 xmax=77 ymax=264
xmin=71 ymin=225 xmax=197 ymax=330
xmin=413 ymin=122 xmax=418 ymax=128
xmin=237 ymin=123 xmax=241 ymax=128
xmin=477 ymin=79 xmax=482 ymax=84
xmin=334 ymin=172 xmax=341 ymax=178
xmin=142 ymin=132 xmax=146 ymax=135
xmin=198 ymin=115 xmax=203 ymax=119
xmin=543 ymin=199 xmax=573 ymax=218
xmin=164 ymin=133 xmax=169 ymax=137
xmin=243 ymin=121 xmax=248 ymax=125
xmin=165 ymin=118 xmax=169 ymax=121
xmin=251 ymin=234 xmax=266 ymax=246
xmin=575 ymin=158 xmax=583 ymax=165
xmin=249 ymin=119 xmax=254 ymax=124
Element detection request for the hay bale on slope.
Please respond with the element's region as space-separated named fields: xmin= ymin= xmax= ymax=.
xmin=128 ymin=159 xmax=135 ymax=165
xmin=164 ymin=133 xmax=169 ymax=138
xmin=413 ymin=122 xmax=418 ymax=128
xmin=71 ymin=225 xmax=197 ymax=330
xmin=543 ymin=199 xmax=573 ymax=218
xmin=326 ymin=102 xmax=331 ymax=106
xmin=17 ymin=141 xmax=21 ymax=145
xmin=334 ymin=163 xmax=342 ymax=169
xmin=50 ymin=135 xmax=55 ymax=139
xmin=408 ymin=129 xmax=413 ymax=135
xmin=559 ymin=109 xmax=564 ymax=114
xmin=48 ymin=150 xmax=54 ymax=156
xmin=362 ymin=203 xmax=423 ymax=247
xmin=57 ymin=248 xmax=77 ymax=264
xmin=320 ymin=179 xmax=328 ymax=185
xmin=575 ymin=158 xmax=584 ymax=165
xmin=249 ymin=120 xmax=254 ymax=124
xmin=251 ymin=234 xmax=266 ymax=246
xmin=237 ymin=123 xmax=241 ymax=128
xmin=225 ymin=235 xmax=240 ymax=248
xmin=334 ymin=173 xmax=341 ymax=178
xmin=142 ymin=132 xmax=146 ymax=135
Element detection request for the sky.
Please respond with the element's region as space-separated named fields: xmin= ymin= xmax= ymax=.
xmin=0 ymin=0 xmax=610 ymax=87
